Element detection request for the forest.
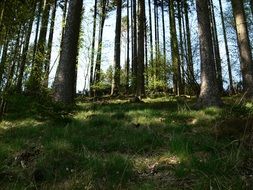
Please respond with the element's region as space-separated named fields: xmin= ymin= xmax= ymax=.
xmin=0 ymin=0 xmax=253 ymax=189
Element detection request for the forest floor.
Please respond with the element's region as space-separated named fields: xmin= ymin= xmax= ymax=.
xmin=0 ymin=94 xmax=253 ymax=189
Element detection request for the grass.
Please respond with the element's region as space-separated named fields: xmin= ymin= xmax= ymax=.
xmin=0 ymin=94 xmax=252 ymax=189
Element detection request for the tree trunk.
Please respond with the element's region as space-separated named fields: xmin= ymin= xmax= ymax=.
xmin=111 ymin=0 xmax=122 ymax=95
xmin=131 ymin=0 xmax=138 ymax=93
xmin=196 ymin=0 xmax=222 ymax=107
xmin=169 ymin=0 xmax=182 ymax=95
xmin=44 ymin=0 xmax=57 ymax=87
xmin=89 ymin=0 xmax=97 ymax=94
xmin=218 ymin=0 xmax=234 ymax=94
xmin=231 ymin=0 xmax=253 ymax=98
xmin=209 ymin=0 xmax=223 ymax=94
xmin=53 ymin=0 xmax=83 ymax=104
xmin=0 ymin=36 xmax=9 ymax=89
xmin=94 ymin=0 xmax=107 ymax=86
xmin=29 ymin=0 xmax=50 ymax=92
xmin=126 ymin=0 xmax=130 ymax=92
xmin=184 ymin=0 xmax=196 ymax=95
xmin=16 ymin=17 xmax=34 ymax=92
xmin=137 ymin=0 xmax=145 ymax=97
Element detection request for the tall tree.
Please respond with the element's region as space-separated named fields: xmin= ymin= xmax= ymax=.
xmin=208 ymin=0 xmax=223 ymax=93
xmin=218 ymin=0 xmax=234 ymax=93
xmin=94 ymin=0 xmax=107 ymax=86
xmin=89 ymin=0 xmax=98 ymax=93
xmin=44 ymin=0 xmax=57 ymax=87
xmin=137 ymin=0 xmax=145 ymax=97
xmin=111 ymin=0 xmax=122 ymax=95
xmin=231 ymin=0 xmax=253 ymax=98
xmin=195 ymin=0 xmax=222 ymax=107
xmin=169 ymin=0 xmax=182 ymax=95
xmin=53 ymin=0 xmax=83 ymax=103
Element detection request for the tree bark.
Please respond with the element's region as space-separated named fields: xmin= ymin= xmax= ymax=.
xmin=94 ymin=0 xmax=107 ymax=86
xmin=137 ymin=0 xmax=145 ymax=97
xmin=196 ymin=0 xmax=222 ymax=107
xmin=231 ymin=0 xmax=253 ymax=98
xmin=111 ymin=0 xmax=122 ymax=95
xmin=53 ymin=0 xmax=83 ymax=104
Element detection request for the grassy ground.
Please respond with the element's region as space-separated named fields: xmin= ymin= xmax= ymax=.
xmin=0 ymin=95 xmax=253 ymax=189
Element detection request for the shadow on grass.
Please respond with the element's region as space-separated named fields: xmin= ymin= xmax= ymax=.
xmin=0 ymin=95 xmax=252 ymax=189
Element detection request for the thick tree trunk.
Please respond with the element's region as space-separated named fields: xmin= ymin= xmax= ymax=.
xmin=196 ymin=0 xmax=222 ymax=107
xmin=53 ymin=0 xmax=83 ymax=104
xmin=111 ymin=0 xmax=122 ymax=95
xmin=231 ymin=0 xmax=253 ymax=98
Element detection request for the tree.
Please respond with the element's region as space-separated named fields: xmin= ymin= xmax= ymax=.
xmin=231 ymin=0 xmax=253 ymax=99
xmin=89 ymin=0 xmax=98 ymax=93
xmin=53 ymin=0 xmax=83 ymax=104
xmin=169 ymin=0 xmax=182 ymax=95
xmin=218 ymin=0 xmax=234 ymax=94
xmin=195 ymin=0 xmax=222 ymax=107
xmin=111 ymin=0 xmax=122 ymax=95
xmin=137 ymin=0 xmax=145 ymax=97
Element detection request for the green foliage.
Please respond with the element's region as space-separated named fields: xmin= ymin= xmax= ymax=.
xmin=147 ymin=54 xmax=172 ymax=93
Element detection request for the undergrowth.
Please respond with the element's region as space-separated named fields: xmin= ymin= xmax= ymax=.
xmin=0 ymin=95 xmax=252 ymax=189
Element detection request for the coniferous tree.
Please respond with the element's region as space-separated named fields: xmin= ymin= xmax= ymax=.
xmin=53 ymin=0 xmax=83 ymax=104
xmin=196 ymin=0 xmax=222 ymax=107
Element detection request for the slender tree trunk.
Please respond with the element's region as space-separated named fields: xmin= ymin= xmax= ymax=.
xmin=16 ymin=17 xmax=34 ymax=92
xmin=161 ymin=0 xmax=166 ymax=61
xmin=137 ymin=0 xmax=145 ymax=97
xmin=184 ymin=0 xmax=196 ymax=95
xmin=89 ymin=0 xmax=97 ymax=94
xmin=29 ymin=0 xmax=50 ymax=92
xmin=44 ymin=0 xmax=57 ymax=87
xmin=126 ymin=0 xmax=130 ymax=92
xmin=0 ymin=36 xmax=9 ymax=89
xmin=178 ymin=1 xmax=185 ymax=94
xmin=0 ymin=0 xmax=6 ymax=44
xmin=31 ymin=0 xmax=43 ymax=66
xmin=94 ymin=0 xmax=107 ymax=86
xmin=196 ymin=0 xmax=222 ymax=107
xmin=169 ymin=0 xmax=181 ymax=95
xmin=218 ymin=0 xmax=234 ymax=94
xmin=111 ymin=0 xmax=122 ymax=95
xmin=209 ymin=0 xmax=223 ymax=94
xmin=231 ymin=0 xmax=253 ymax=98
xmin=131 ymin=0 xmax=138 ymax=93
xmin=53 ymin=0 xmax=83 ymax=104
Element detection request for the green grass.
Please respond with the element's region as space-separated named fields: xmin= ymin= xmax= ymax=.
xmin=0 ymin=95 xmax=252 ymax=189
